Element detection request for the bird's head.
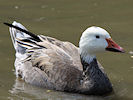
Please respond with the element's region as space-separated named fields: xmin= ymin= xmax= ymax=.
xmin=79 ymin=26 xmax=124 ymax=56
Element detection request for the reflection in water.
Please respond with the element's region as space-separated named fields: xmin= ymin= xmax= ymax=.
xmin=9 ymin=79 xmax=111 ymax=100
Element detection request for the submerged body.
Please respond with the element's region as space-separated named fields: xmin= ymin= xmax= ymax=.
xmin=5 ymin=22 xmax=124 ymax=95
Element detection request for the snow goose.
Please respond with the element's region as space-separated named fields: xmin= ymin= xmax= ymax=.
xmin=4 ymin=21 xmax=124 ymax=95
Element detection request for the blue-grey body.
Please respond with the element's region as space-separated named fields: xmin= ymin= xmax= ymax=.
xmin=6 ymin=21 xmax=113 ymax=95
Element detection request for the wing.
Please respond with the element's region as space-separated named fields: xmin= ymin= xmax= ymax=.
xmin=7 ymin=21 xmax=82 ymax=90
xmin=20 ymin=36 xmax=83 ymax=90
xmin=36 ymin=35 xmax=82 ymax=70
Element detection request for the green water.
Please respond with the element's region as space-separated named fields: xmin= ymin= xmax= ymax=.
xmin=0 ymin=0 xmax=133 ymax=99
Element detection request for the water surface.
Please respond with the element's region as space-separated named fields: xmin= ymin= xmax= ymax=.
xmin=0 ymin=0 xmax=133 ymax=99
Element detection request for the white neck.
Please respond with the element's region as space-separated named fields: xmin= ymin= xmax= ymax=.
xmin=80 ymin=50 xmax=96 ymax=64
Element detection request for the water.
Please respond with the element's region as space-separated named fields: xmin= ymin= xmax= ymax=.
xmin=0 ymin=0 xmax=133 ymax=99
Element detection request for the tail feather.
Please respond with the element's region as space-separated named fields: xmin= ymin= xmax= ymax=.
xmin=4 ymin=21 xmax=43 ymax=55
xmin=4 ymin=22 xmax=41 ymax=42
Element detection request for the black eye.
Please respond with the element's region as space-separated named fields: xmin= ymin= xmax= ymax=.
xmin=96 ymin=35 xmax=100 ymax=39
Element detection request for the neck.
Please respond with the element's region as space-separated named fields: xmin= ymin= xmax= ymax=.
xmin=80 ymin=53 xmax=97 ymax=74
xmin=79 ymin=53 xmax=113 ymax=95
xmin=80 ymin=51 xmax=96 ymax=64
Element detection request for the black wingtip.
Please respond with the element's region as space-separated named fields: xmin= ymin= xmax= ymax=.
xmin=4 ymin=22 xmax=41 ymax=42
xmin=3 ymin=22 xmax=13 ymax=27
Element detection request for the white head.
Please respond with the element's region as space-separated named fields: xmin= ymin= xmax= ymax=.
xmin=79 ymin=26 xmax=124 ymax=63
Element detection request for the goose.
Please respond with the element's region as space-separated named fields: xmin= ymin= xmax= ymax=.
xmin=4 ymin=21 xmax=124 ymax=95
